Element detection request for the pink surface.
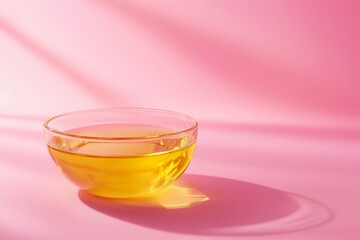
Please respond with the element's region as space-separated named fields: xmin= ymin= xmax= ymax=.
xmin=0 ymin=1 xmax=359 ymax=239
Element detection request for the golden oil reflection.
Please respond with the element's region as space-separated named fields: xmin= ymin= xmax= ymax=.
xmin=89 ymin=184 xmax=209 ymax=209
xmin=115 ymin=185 xmax=208 ymax=209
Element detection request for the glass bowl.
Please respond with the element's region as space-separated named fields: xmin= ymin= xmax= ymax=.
xmin=43 ymin=108 xmax=198 ymax=198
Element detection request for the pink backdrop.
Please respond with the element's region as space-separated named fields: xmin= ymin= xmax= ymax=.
xmin=0 ymin=1 xmax=359 ymax=239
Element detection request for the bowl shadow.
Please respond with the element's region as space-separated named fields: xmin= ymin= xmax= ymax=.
xmin=78 ymin=174 xmax=332 ymax=236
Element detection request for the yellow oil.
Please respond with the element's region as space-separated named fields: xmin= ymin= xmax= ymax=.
xmin=48 ymin=124 xmax=196 ymax=198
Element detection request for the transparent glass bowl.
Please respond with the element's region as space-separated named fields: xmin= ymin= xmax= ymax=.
xmin=43 ymin=108 xmax=198 ymax=198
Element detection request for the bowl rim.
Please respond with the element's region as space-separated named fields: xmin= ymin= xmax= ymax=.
xmin=43 ymin=107 xmax=198 ymax=141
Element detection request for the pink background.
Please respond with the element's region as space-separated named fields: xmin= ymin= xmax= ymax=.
xmin=0 ymin=0 xmax=359 ymax=239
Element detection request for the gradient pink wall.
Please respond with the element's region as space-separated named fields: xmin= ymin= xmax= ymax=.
xmin=0 ymin=0 xmax=359 ymax=127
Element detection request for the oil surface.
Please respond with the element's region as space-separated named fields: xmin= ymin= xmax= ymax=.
xmin=48 ymin=124 xmax=196 ymax=198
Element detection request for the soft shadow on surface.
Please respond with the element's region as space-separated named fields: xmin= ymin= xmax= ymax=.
xmin=79 ymin=174 xmax=332 ymax=236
